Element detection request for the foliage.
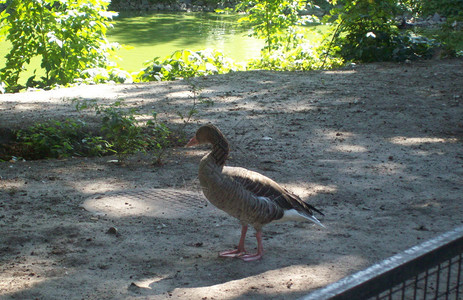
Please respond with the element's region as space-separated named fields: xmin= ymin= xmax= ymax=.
xmin=0 ymin=0 xmax=118 ymax=92
xmin=175 ymin=80 xmax=211 ymax=130
xmin=236 ymin=0 xmax=342 ymax=70
xmin=147 ymin=112 xmax=172 ymax=165
xmin=137 ymin=49 xmax=241 ymax=82
xmin=393 ymin=34 xmax=446 ymax=60
xmin=7 ymin=99 xmax=178 ymax=162
xmin=248 ymin=40 xmax=343 ymax=70
xmin=325 ymin=0 xmax=401 ymax=62
xmin=97 ymin=102 xmax=147 ymax=158
xmin=75 ymin=100 xmax=172 ymax=162
xmin=322 ymin=0 xmax=446 ymax=62
xmin=416 ymin=25 xmax=463 ymax=55
xmin=237 ymin=0 xmax=307 ymax=52
xmin=397 ymin=0 xmax=421 ymax=16
xmin=16 ymin=119 xmax=112 ymax=159
xmin=404 ymin=0 xmax=463 ymax=20
xmin=78 ymin=67 xmax=133 ymax=84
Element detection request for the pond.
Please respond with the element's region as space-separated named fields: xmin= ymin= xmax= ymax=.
xmin=108 ymin=12 xmax=265 ymax=72
xmin=0 ymin=11 xmax=327 ymax=84
xmin=0 ymin=12 xmax=264 ymax=79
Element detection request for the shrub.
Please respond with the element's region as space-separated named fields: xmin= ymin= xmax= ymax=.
xmin=237 ymin=0 xmax=307 ymax=52
xmin=79 ymin=68 xmax=133 ymax=85
xmin=237 ymin=0 xmax=344 ymax=70
xmin=98 ymin=104 xmax=147 ymax=158
xmin=326 ymin=0 xmax=401 ymax=62
xmin=147 ymin=112 xmax=172 ymax=165
xmin=248 ymin=41 xmax=343 ymax=71
xmin=16 ymin=119 xmax=112 ymax=159
xmin=0 ymin=0 xmax=118 ymax=92
xmin=322 ymin=0 xmax=446 ymax=63
xmin=419 ymin=0 xmax=463 ymax=20
xmin=75 ymin=99 xmax=173 ymax=162
xmin=12 ymin=100 xmax=176 ymax=161
xmin=137 ymin=49 xmax=241 ymax=82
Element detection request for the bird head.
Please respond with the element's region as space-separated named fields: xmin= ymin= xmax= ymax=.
xmin=185 ymin=124 xmax=227 ymax=148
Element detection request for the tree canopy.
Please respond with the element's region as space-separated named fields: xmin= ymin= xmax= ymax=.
xmin=0 ymin=0 xmax=461 ymax=93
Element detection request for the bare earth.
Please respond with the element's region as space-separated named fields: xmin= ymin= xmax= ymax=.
xmin=1 ymin=59 xmax=462 ymax=300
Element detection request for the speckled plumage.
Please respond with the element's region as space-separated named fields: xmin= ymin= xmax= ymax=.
xmin=187 ymin=124 xmax=324 ymax=261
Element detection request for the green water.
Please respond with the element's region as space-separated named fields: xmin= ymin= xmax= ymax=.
xmin=0 ymin=12 xmax=264 ymax=78
xmin=108 ymin=12 xmax=264 ymax=72
xmin=0 ymin=12 xmax=328 ymax=83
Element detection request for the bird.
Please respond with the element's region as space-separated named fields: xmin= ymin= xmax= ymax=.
xmin=186 ymin=124 xmax=325 ymax=261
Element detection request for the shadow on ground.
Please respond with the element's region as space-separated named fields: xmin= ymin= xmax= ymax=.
xmin=1 ymin=59 xmax=462 ymax=299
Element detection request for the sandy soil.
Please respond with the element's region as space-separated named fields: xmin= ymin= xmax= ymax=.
xmin=1 ymin=59 xmax=462 ymax=299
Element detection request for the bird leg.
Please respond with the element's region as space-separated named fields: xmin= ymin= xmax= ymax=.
xmin=239 ymin=230 xmax=264 ymax=262
xmin=219 ymin=225 xmax=248 ymax=258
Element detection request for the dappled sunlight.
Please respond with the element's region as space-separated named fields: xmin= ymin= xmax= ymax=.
xmin=0 ymin=176 xmax=26 ymax=191
xmin=315 ymin=129 xmax=369 ymax=154
xmin=412 ymin=149 xmax=447 ymax=156
xmin=166 ymin=90 xmax=194 ymax=100
xmin=83 ymin=193 xmax=160 ymax=218
xmin=411 ymin=198 xmax=442 ymax=210
xmin=0 ymin=250 xmax=76 ymax=298
xmin=71 ymin=179 xmax=133 ymax=195
xmin=1 ymin=58 xmax=462 ymax=299
xmin=331 ymin=144 xmax=368 ymax=153
xmin=0 ymin=83 xmax=124 ymax=103
xmin=317 ymin=129 xmax=356 ymax=142
xmin=325 ymin=70 xmax=356 ymax=76
xmin=364 ymin=162 xmax=405 ymax=176
xmin=389 ymin=136 xmax=459 ymax=146
xmin=284 ymin=182 xmax=338 ymax=199
xmin=184 ymin=147 xmax=209 ymax=157
xmin=2 ymin=102 xmax=44 ymax=112
xmin=388 ymin=136 xmax=459 ymax=157
xmin=1 ymin=268 xmax=59 ymax=297
xmin=132 ymin=276 xmax=166 ymax=288
xmin=82 ymin=188 xmax=211 ymax=219
xmin=143 ymin=255 xmax=367 ymax=299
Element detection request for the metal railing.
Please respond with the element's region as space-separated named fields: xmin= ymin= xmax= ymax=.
xmin=301 ymin=225 xmax=463 ymax=300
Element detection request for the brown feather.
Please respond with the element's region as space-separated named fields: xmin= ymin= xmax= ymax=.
xmin=191 ymin=124 xmax=323 ymax=230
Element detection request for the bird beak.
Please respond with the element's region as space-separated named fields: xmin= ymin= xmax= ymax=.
xmin=185 ymin=136 xmax=198 ymax=147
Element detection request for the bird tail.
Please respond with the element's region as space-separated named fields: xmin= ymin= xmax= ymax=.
xmin=302 ymin=213 xmax=326 ymax=229
xmin=304 ymin=202 xmax=324 ymax=216
xmin=280 ymin=209 xmax=327 ymax=228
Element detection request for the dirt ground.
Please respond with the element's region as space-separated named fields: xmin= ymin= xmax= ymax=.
xmin=1 ymin=59 xmax=462 ymax=300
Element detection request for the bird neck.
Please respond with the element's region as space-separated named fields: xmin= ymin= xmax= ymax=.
xmin=210 ymin=138 xmax=229 ymax=167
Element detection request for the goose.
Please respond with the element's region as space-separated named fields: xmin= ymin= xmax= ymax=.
xmin=186 ymin=124 xmax=324 ymax=261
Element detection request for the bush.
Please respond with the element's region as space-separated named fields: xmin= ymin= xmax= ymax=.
xmin=0 ymin=0 xmax=118 ymax=92
xmin=237 ymin=0 xmax=342 ymax=70
xmin=16 ymin=119 xmax=112 ymax=159
xmin=237 ymin=0 xmax=306 ymax=52
xmin=147 ymin=113 xmax=172 ymax=165
xmin=76 ymin=100 xmax=173 ymax=162
xmin=248 ymin=41 xmax=343 ymax=71
xmin=419 ymin=0 xmax=463 ymax=19
xmin=327 ymin=0 xmax=401 ymax=62
xmin=137 ymin=49 xmax=241 ymax=82
xmin=98 ymin=103 xmax=147 ymax=158
xmin=79 ymin=68 xmax=133 ymax=85
xmin=323 ymin=0 xmax=446 ymax=63
xmin=10 ymin=100 xmax=175 ymax=162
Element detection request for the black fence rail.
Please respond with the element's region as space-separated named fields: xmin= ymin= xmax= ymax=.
xmin=302 ymin=225 xmax=463 ymax=300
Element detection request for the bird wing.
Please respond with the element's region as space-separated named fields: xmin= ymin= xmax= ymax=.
xmin=223 ymin=166 xmax=324 ymax=219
